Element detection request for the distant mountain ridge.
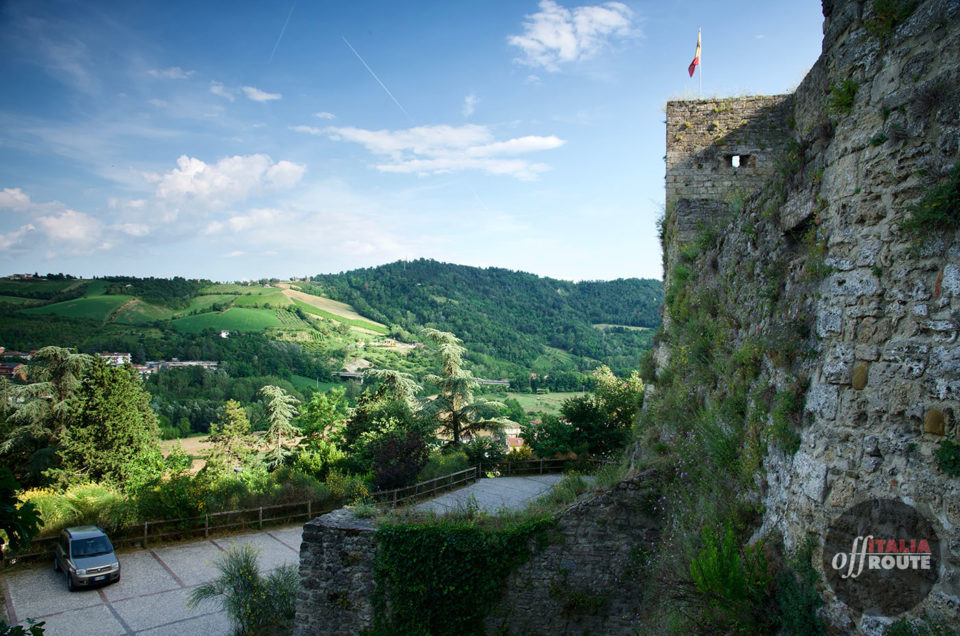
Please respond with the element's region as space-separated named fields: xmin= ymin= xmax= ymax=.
xmin=310 ymin=259 xmax=663 ymax=375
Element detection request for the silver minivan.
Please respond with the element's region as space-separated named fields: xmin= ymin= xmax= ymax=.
xmin=53 ymin=526 xmax=121 ymax=590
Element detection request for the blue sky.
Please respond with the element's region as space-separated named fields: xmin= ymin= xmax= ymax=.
xmin=0 ymin=0 xmax=823 ymax=282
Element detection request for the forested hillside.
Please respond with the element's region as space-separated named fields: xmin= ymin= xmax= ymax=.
xmin=310 ymin=259 xmax=662 ymax=376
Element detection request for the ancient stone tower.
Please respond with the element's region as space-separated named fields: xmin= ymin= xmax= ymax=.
xmin=664 ymin=95 xmax=794 ymax=242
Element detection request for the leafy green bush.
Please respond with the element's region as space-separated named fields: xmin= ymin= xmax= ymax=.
xmin=188 ymin=543 xmax=298 ymax=635
xmin=935 ymin=438 xmax=960 ymax=477
xmin=417 ymin=451 xmax=471 ymax=483
xmin=771 ymin=386 xmax=804 ymax=455
xmin=827 ymin=79 xmax=859 ymax=115
xmin=369 ymin=516 xmax=554 ymax=636
xmin=539 ymin=472 xmax=590 ymax=507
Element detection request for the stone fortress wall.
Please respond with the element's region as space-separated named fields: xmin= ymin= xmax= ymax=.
xmin=661 ymin=0 xmax=960 ymax=631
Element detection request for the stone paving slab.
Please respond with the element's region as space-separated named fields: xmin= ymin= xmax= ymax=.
xmin=414 ymin=474 xmax=565 ymax=514
xmin=4 ymin=565 xmax=98 ymax=620
xmin=32 ymin=603 xmax=128 ymax=636
xmin=111 ymin=587 xmax=201 ymax=632
xmin=149 ymin=541 xmax=224 ymax=588
xmin=213 ymin=531 xmax=299 ymax=571
xmin=102 ymin=551 xmax=179 ymax=602
xmin=137 ymin=610 xmax=233 ymax=636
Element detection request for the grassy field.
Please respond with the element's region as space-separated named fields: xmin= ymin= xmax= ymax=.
xmin=112 ymin=299 xmax=175 ymax=324
xmin=0 ymin=279 xmax=77 ymax=297
xmin=182 ymin=294 xmax=238 ymax=312
xmin=199 ymin=283 xmax=249 ymax=294
xmin=291 ymin=299 xmax=389 ymax=335
xmin=592 ymin=324 xmax=650 ymax=331
xmin=233 ymin=291 xmax=291 ymax=308
xmin=505 ymin=391 xmax=584 ymax=415
xmin=171 ymin=307 xmax=282 ymax=333
xmin=290 ymin=375 xmax=339 ymax=393
xmin=0 ymin=295 xmax=43 ymax=304
xmin=22 ymin=294 xmax=132 ymax=322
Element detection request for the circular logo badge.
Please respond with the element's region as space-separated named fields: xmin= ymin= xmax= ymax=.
xmin=823 ymin=499 xmax=940 ymax=616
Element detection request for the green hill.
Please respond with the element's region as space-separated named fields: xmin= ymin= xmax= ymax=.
xmin=310 ymin=259 xmax=663 ymax=377
xmin=0 ymin=264 xmax=663 ymax=381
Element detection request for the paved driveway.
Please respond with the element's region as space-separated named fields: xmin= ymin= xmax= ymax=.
xmin=1 ymin=526 xmax=303 ymax=635
xmin=414 ymin=474 xmax=566 ymax=514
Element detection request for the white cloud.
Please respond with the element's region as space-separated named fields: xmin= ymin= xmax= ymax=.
xmin=318 ymin=124 xmax=564 ymax=180
xmin=462 ymin=93 xmax=478 ymax=118
xmin=147 ymin=67 xmax=194 ymax=79
xmin=508 ymin=0 xmax=634 ymax=71
xmin=210 ymin=81 xmax=235 ymax=102
xmin=290 ymin=125 xmax=324 ymax=135
xmin=35 ymin=209 xmax=102 ymax=247
xmin=0 ymin=224 xmax=36 ymax=250
xmin=149 ymin=153 xmax=306 ymax=208
xmin=204 ymin=208 xmax=283 ymax=235
xmin=242 ymin=86 xmax=282 ymax=102
xmin=114 ymin=223 xmax=150 ymax=237
xmin=0 ymin=188 xmax=34 ymax=211
xmin=314 ymin=111 xmax=336 ymax=119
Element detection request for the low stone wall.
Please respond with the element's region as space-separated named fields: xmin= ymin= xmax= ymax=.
xmin=294 ymin=471 xmax=661 ymax=635
xmin=294 ymin=509 xmax=376 ymax=636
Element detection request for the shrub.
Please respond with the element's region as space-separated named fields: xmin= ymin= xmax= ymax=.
xmin=863 ymin=0 xmax=918 ymax=43
xmin=774 ymin=538 xmax=825 ymax=635
xmin=22 ymin=482 xmax=134 ymax=536
xmin=325 ymin=469 xmax=369 ymax=502
xmin=827 ymin=79 xmax=859 ymax=115
xmin=690 ymin=524 xmax=773 ymax=633
xmin=417 ymin=451 xmax=471 ymax=483
xmin=935 ymin=439 xmax=960 ymax=477
xmin=460 ymin=436 xmax=506 ymax=466
xmin=371 ymin=431 xmax=430 ymax=491
xmin=188 ymin=543 xmax=298 ymax=635
xmin=900 ymin=162 xmax=960 ymax=237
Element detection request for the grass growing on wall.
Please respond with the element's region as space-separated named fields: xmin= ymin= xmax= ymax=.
xmin=900 ymin=162 xmax=960 ymax=238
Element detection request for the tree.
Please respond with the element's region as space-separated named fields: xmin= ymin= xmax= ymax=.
xmin=298 ymin=388 xmax=348 ymax=448
xmin=559 ymin=366 xmax=644 ymax=457
xmin=0 ymin=467 xmax=41 ymax=554
xmin=57 ymin=359 xmax=163 ymax=487
xmin=208 ymin=399 xmax=255 ymax=464
xmin=259 ymin=385 xmax=300 ymax=469
xmin=1 ymin=347 xmax=92 ymax=484
xmin=422 ymin=329 xmax=514 ymax=445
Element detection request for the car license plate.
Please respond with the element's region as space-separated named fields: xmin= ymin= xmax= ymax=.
xmin=93 ymin=575 xmax=106 ymax=581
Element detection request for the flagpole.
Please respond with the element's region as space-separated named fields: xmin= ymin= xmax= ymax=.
xmin=698 ymin=27 xmax=702 ymax=99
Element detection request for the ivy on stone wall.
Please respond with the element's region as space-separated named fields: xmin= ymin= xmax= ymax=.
xmin=366 ymin=515 xmax=556 ymax=636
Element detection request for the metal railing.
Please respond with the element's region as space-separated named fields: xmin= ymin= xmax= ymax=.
xmin=3 ymin=498 xmax=339 ymax=567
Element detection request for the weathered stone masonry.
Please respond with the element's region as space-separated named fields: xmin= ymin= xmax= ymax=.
xmin=294 ymin=473 xmax=661 ymax=636
xmin=660 ymin=0 xmax=960 ymax=631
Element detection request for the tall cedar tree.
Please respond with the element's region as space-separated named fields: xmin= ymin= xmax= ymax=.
xmin=422 ymin=328 xmax=514 ymax=445
xmin=259 ymin=385 xmax=300 ymax=469
xmin=58 ymin=358 xmax=163 ymax=486
xmin=2 ymin=347 xmax=92 ymax=484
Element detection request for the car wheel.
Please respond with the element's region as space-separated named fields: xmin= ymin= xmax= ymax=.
xmin=65 ymin=570 xmax=75 ymax=592
xmin=53 ymin=558 xmax=60 ymax=572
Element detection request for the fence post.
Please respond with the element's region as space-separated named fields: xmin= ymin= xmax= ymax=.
xmin=143 ymin=522 xmax=148 ymax=548
xmin=393 ymin=490 xmax=398 ymax=508
xmin=259 ymin=506 xmax=263 ymax=530
xmin=540 ymin=458 xmax=544 ymax=474
xmin=205 ymin=514 xmax=209 ymax=539
xmin=307 ymin=500 xmax=312 ymax=519
xmin=507 ymin=461 xmax=512 ymax=476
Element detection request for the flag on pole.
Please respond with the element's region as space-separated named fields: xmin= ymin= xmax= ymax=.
xmin=688 ymin=28 xmax=701 ymax=77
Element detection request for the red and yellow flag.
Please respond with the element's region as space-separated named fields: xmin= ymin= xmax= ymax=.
xmin=688 ymin=28 xmax=701 ymax=77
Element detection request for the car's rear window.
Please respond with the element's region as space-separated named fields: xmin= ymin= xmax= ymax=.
xmin=71 ymin=536 xmax=113 ymax=558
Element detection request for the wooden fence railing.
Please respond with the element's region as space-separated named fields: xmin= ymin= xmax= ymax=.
xmin=3 ymin=498 xmax=339 ymax=567
xmin=5 ymin=458 xmax=603 ymax=565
